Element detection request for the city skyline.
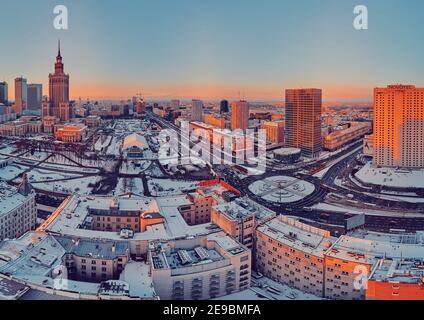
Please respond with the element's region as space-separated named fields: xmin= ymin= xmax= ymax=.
xmin=2 ymin=0 xmax=424 ymax=102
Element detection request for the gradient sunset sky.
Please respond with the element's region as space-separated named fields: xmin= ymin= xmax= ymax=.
xmin=1 ymin=0 xmax=424 ymax=102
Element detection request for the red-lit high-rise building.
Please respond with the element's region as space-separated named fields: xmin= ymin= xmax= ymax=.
xmin=285 ymin=88 xmax=322 ymax=158
xmin=231 ymin=100 xmax=249 ymax=131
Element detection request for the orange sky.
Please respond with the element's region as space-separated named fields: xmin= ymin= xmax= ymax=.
xmin=65 ymin=82 xmax=373 ymax=102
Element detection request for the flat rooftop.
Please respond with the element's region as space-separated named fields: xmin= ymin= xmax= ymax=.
xmin=55 ymin=236 xmax=130 ymax=259
xmin=257 ymin=216 xmax=335 ymax=257
xmin=0 ymin=236 xmax=65 ymax=278
xmin=369 ymin=258 xmax=424 ymax=284
xmin=0 ymin=180 xmax=27 ymax=217
xmin=0 ymin=276 xmax=29 ymax=300
xmin=167 ymin=248 xmax=223 ymax=270
xmin=43 ymin=195 xmax=216 ymax=242
xmin=326 ymin=232 xmax=424 ymax=265
xmin=213 ymin=197 xmax=276 ymax=222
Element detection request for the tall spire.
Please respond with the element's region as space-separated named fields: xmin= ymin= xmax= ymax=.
xmin=57 ymin=39 xmax=62 ymax=58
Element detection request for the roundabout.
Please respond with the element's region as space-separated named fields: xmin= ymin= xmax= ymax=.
xmin=248 ymin=175 xmax=316 ymax=204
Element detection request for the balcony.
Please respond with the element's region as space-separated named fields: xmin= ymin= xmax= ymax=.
xmin=210 ymin=279 xmax=220 ymax=286
xmin=226 ymin=282 xmax=235 ymax=289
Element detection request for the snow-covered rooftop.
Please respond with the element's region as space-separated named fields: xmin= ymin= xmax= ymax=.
xmin=327 ymin=232 xmax=424 ymax=265
xmin=43 ymin=194 xmax=218 ymax=242
xmin=0 ymin=180 xmax=28 ymax=216
xmin=355 ymin=162 xmax=424 ymax=189
xmin=257 ymin=216 xmax=336 ymax=257
xmin=369 ymin=258 xmax=424 ymax=284
xmin=213 ymin=197 xmax=276 ymax=222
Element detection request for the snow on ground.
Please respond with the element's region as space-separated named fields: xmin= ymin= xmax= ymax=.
xmin=249 ymin=176 xmax=315 ymax=203
xmin=310 ymin=202 xmax=424 ymax=218
xmin=115 ymin=177 xmax=144 ymax=196
xmin=30 ymin=175 xmax=99 ymax=195
xmin=145 ymin=163 xmax=166 ymax=177
xmin=23 ymin=168 xmax=76 ymax=182
xmin=14 ymin=168 xmax=99 ymax=195
xmin=94 ymin=135 xmax=112 ymax=152
xmin=355 ymin=162 xmax=424 ymax=188
xmin=0 ymin=163 xmax=27 ymax=180
xmin=39 ymin=163 xmax=99 ymax=174
xmin=364 ymin=192 xmax=424 ymax=204
xmin=105 ymin=136 xmax=122 ymax=157
xmin=119 ymin=160 xmax=151 ymax=174
xmin=148 ymin=179 xmax=199 ymax=196
xmin=0 ymin=144 xmax=18 ymax=155
xmin=19 ymin=151 xmax=50 ymax=161
xmin=313 ymin=145 xmax=362 ymax=178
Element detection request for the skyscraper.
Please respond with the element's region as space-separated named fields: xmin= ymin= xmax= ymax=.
xmin=285 ymin=88 xmax=322 ymax=158
xmin=136 ymin=96 xmax=146 ymax=114
xmin=220 ymin=99 xmax=229 ymax=113
xmin=27 ymin=84 xmax=42 ymax=115
xmin=374 ymin=85 xmax=424 ymax=168
xmin=191 ymin=99 xmax=203 ymax=122
xmin=48 ymin=40 xmax=70 ymax=119
xmin=171 ymin=99 xmax=180 ymax=110
xmin=231 ymin=100 xmax=249 ymax=130
xmin=14 ymin=77 xmax=27 ymax=115
xmin=0 ymin=82 xmax=8 ymax=104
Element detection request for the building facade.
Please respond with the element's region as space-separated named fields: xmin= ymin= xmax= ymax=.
xmin=0 ymin=82 xmax=8 ymax=104
xmin=256 ymin=216 xmax=331 ymax=297
xmin=191 ymin=100 xmax=203 ymax=122
xmin=48 ymin=41 xmax=70 ymax=120
xmin=149 ymin=233 xmax=251 ymax=300
xmin=55 ymin=124 xmax=87 ymax=143
xmin=14 ymin=77 xmax=27 ymax=115
xmin=263 ymin=120 xmax=285 ymax=144
xmin=0 ymin=176 xmax=37 ymax=241
xmin=374 ymin=85 xmax=424 ymax=168
xmin=231 ymin=100 xmax=249 ymax=131
xmin=285 ymin=88 xmax=322 ymax=158
xmin=324 ymin=122 xmax=371 ymax=151
xmin=26 ymin=84 xmax=42 ymax=115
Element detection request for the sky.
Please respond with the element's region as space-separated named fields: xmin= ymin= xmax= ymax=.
xmin=1 ymin=0 xmax=424 ymax=102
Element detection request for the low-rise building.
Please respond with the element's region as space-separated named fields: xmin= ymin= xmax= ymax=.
xmin=0 ymin=175 xmax=37 ymax=241
xmin=85 ymin=115 xmax=102 ymax=127
xmin=324 ymin=122 xmax=371 ymax=151
xmin=211 ymin=197 xmax=276 ymax=249
xmin=366 ymin=258 xmax=424 ymax=300
xmin=203 ymin=113 xmax=226 ymax=129
xmin=56 ymin=237 xmax=130 ymax=283
xmin=179 ymin=179 xmax=240 ymax=226
xmin=263 ymin=121 xmax=285 ymax=144
xmin=149 ymin=232 xmax=251 ymax=300
xmin=55 ymin=124 xmax=87 ymax=143
xmin=88 ymin=196 xmax=162 ymax=233
xmin=42 ymin=116 xmax=58 ymax=133
xmin=122 ymin=133 xmax=150 ymax=158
